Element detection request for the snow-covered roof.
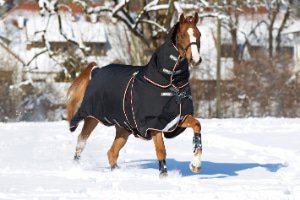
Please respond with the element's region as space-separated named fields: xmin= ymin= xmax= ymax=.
xmin=282 ymin=20 xmax=300 ymax=34
xmin=5 ymin=11 xmax=107 ymax=43
xmin=0 ymin=3 xmax=129 ymax=79
xmin=24 ymin=13 xmax=106 ymax=43
xmin=0 ymin=3 xmax=112 ymax=74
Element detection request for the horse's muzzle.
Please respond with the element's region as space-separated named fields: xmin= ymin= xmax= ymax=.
xmin=191 ymin=56 xmax=202 ymax=67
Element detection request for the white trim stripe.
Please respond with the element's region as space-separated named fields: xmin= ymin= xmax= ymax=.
xmin=162 ymin=115 xmax=181 ymax=132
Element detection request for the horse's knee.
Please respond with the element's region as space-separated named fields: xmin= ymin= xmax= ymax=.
xmin=191 ymin=119 xmax=201 ymax=134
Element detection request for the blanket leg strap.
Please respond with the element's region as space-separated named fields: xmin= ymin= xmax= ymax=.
xmin=190 ymin=133 xmax=202 ymax=173
xmin=193 ymin=133 xmax=202 ymax=153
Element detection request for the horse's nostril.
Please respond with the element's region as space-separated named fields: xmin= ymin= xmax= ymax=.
xmin=190 ymin=57 xmax=202 ymax=67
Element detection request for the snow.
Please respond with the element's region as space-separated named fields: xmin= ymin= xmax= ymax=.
xmin=112 ymin=0 xmax=127 ymax=14
xmin=0 ymin=118 xmax=299 ymax=199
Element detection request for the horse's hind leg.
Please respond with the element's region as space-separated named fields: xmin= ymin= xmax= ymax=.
xmin=107 ymin=126 xmax=130 ymax=170
xmin=152 ymin=131 xmax=167 ymax=177
xmin=74 ymin=117 xmax=98 ymax=160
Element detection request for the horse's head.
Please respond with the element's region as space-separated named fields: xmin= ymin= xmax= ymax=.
xmin=175 ymin=13 xmax=202 ymax=66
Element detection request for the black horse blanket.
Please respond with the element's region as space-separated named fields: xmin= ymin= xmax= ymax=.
xmin=70 ymin=23 xmax=193 ymax=140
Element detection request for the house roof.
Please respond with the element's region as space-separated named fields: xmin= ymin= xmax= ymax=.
xmin=1 ymin=3 xmax=107 ymax=43
xmin=12 ymin=2 xmax=103 ymax=13
xmin=0 ymin=2 xmax=109 ymax=73
xmin=24 ymin=13 xmax=107 ymax=43
xmin=282 ymin=20 xmax=300 ymax=34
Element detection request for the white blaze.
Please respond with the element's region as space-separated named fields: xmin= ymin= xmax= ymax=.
xmin=187 ymin=28 xmax=200 ymax=62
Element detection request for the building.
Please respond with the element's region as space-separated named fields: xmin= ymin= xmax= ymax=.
xmin=0 ymin=3 xmax=108 ymax=82
xmin=0 ymin=2 xmax=131 ymax=121
xmin=283 ymin=20 xmax=300 ymax=83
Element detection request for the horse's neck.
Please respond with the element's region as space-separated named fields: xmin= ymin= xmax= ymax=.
xmin=157 ymin=41 xmax=179 ymax=67
xmin=143 ymin=41 xmax=189 ymax=88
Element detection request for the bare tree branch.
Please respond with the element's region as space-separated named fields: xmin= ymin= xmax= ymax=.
xmin=275 ymin=0 xmax=292 ymax=53
xmin=0 ymin=41 xmax=26 ymax=65
xmin=25 ymin=49 xmax=48 ymax=67
xmin=139 ymin=19 xmax=167 ymax=32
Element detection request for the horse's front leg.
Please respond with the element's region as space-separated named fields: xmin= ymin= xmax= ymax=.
xmin=151 ymin=131 xmax=167 ymax=177
xmin=179 ymin=115 xmax=202 ymax=173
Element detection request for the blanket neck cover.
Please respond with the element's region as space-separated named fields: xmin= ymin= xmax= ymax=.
xmin=70 ymin=23 xmax=194 ymax=140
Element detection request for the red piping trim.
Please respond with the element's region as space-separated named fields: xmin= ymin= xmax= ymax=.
xmin=144 ymin=104 xmax=182 ymax=135
xmin=141 ymin=106 xmax=190 ymax=140
xmin=130 ymin=76 xmax=139 ymax=130
xmin=173 ymin=44 xmax=179 ymax=52
xmin=143 ymin=55 xmax=189 ymax=89
xmin=122 ymin=76 xmax=134 ymax=128
xmin=143 ymin=75 xmax=171 ymax=88
xmin=177 ymin=82 xmax=190 ymax=89
xmin=144 ymin=55 xmax=181 ymax=88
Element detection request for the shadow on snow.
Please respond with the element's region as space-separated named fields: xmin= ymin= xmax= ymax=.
xmin=126 ymin=159 xmax=285 ymax=178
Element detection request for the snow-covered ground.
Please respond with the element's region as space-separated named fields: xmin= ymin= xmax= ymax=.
xmin=0 ymin=118 xmax=299 ymax=200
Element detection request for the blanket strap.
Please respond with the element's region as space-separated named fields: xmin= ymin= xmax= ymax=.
xmin=162 ymin=68 xmax=183 ymax=76
xmin=193 ymin=133 xmax=202 ymax=152
xmin=161 ymin=87 xmax=192 ymax=104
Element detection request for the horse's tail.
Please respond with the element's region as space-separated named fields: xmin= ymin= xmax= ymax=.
xmin=66 ymin=62 xmax=97 ymax=123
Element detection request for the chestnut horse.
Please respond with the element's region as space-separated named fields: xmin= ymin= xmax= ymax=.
xmin=66 ymin=13 xmax=202 ymax=177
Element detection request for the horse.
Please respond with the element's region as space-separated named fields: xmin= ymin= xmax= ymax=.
xmin=66 ymin=13 xmax=202 ymax=177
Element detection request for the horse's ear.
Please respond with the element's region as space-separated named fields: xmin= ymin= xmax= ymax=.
xmin=179 ymin=13 xmax=186 ymax=24
xmin=193 ymin=12 xmax=199 ymax=25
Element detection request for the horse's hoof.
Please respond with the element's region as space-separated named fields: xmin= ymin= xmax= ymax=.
xmin=111 ymin=164 xmax=120 ymax=171
xmin=74 ymin=155 xmax=81 ymax=161
xmin=189 ymin=163 xmax=201 ymax=173
xmin=159 ymin=172 xmax=168 ymax=178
